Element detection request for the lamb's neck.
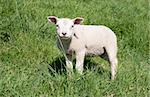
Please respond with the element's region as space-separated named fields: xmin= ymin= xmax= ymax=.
xmin=61 ymin=38 xmax=72 ymax=45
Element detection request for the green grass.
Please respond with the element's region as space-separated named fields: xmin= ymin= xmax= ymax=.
xmin=0 ymin=0 xmax=149 ymax=96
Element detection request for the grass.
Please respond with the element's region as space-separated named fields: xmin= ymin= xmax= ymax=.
xmin=0 ymin=0 xmax=149 ymax=96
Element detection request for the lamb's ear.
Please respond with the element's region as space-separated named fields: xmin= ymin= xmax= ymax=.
xmin=73 ymin=17 xmax=84 ymax=24
xmin=48 ymin=16 xmax=58 ymax=24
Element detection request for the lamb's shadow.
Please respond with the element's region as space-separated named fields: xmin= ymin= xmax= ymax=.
xmin=49 ymin=56 xmax=108 ymax=75
xmin=48 ymin=57 xmax=66 ymax=75
xmin=84 ymin=57 xmax=106 ymax=74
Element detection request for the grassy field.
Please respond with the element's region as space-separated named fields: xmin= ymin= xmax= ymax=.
xmin=0 ymin=0 xmax=149 ymax=96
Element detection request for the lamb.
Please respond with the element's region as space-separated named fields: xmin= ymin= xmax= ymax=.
xmin=48 ymin=16 xmax=118 ymax=80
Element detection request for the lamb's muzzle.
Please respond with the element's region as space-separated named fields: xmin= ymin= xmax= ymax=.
xmin=48 ymin=16 xmax=118 ymax=80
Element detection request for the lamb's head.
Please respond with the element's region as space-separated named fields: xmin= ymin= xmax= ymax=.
xmin=48 ymin=16 xmax=83 ymax=40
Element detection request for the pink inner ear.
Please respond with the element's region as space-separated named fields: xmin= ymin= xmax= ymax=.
xmin=49 ymin=17 xmax=57 ymax=24
xmin=74 ymin=19 xmax=82 ymax=24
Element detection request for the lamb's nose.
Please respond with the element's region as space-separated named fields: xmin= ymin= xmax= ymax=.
xmin=62 ymin=33 xmax=67 ymax=36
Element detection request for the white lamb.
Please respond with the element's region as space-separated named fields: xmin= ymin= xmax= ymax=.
xmin=48 ymin=16 xmax=118 ymax=80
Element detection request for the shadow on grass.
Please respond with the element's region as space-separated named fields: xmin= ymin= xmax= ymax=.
xmin=84 ymin=57 xmax=106 ymax=74
xmin=48 ymin=57 xmax=66 ymax=75
xmin=48 ymin=56 xmax=108 ymax=76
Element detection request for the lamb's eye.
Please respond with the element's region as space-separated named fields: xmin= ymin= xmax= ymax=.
xmin=56 ymin=25 xmax=59 ymax=28
xmin=71 ymin=25 xmax=74 ymax=28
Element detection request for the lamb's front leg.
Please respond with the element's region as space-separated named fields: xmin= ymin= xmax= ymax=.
xmin=75 ymin=50 xmax=86 ymax=74
xmin=66 ymin=54 xmax=73 ymax=73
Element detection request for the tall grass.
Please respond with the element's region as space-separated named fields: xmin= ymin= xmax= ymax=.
xmin=0 ymin=0 xmax=149 ymax=96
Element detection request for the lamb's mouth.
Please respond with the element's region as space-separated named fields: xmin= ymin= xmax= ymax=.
xmin=60 ymin=36 xmax=70 ymax=40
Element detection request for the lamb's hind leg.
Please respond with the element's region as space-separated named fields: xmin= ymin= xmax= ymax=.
xmin=110 ymin=57 xmax=118 ymax=80
xmin=105 ymin=47 xmax=118 ymax=80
